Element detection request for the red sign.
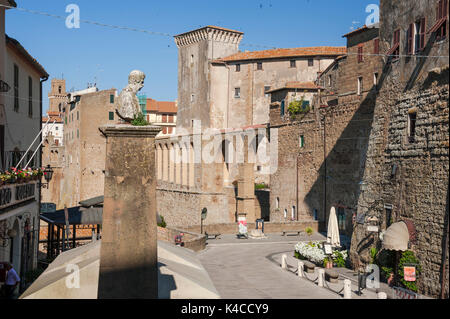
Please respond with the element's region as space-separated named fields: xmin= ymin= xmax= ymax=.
xmin=404 ymin=266 xmax=416 ymax=282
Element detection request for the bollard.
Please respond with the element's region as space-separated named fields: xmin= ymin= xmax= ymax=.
xmin=298 ymin=261 xmax=304 ymax=277
xmin=317 ymin=269 xmax=325 ymax=287
xmin=378 ymin=292 xmax=387 ymax=299
xmin=281 ymin=254 xmax=287 ymax=269
xmin=344 ymin=279 xmax=352 ymax=299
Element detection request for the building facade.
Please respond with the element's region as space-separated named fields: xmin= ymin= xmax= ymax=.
xmin=349 ymin=0 xmax=448 ymax=298
xmin=146 ymin=98 xmax=177 ymax=136
xmin=1 ymin=1 xmax=49 ymax=293
xmin=155 ymin=26 xmax=344 ymax=229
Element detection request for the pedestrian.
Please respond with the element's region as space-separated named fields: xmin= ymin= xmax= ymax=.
xmin=4 ymin=263 xmax=20 ymax=299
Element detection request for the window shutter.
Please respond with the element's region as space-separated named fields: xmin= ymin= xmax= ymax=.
xmin=358 ymin=46 xmax=363 ymax=62
xmin=407 ymin=24 xmax=414 ymax=54
xmin=420 ymin=18 xmax=426 ymax=50
xmin=374 ymin=38 xmax=380 ymax=54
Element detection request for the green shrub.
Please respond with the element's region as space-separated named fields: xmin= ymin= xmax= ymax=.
xmin=255 ymin=183 xmax=269 ymax=190
xmin=131 ymin=112 xmax=150 ymax=126
xmin=158 ymin=215 xmax=167 ymax=228
xmin=288 ymin=97 xmax=310 ymax=118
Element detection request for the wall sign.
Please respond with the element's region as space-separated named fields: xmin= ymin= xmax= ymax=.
xmin=404 ymin=266 xmax=416 ymax=282
xmin=0 ymin=182 xmax=37 ymax=210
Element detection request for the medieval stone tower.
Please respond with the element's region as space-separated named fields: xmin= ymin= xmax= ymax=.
xmin=174 ymin=26 xmax=243 ymax=130
xmin=48 ymin=78 xmax=68 ymax=114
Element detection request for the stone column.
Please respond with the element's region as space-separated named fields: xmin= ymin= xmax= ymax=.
xmin=236 ymin=162 xmax=256 ymax=223
xmin=97 ymin=125 xmax=161 ymax=299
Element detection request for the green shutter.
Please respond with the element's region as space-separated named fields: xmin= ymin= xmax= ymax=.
xmin=109 ymin=112 xmax=114 ymax=121
xmin=110 ymin=95 xmax=114 ymax=104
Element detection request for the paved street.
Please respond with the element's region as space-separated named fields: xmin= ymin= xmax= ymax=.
xmin=197 ymin=233 xmax=341 ymax=299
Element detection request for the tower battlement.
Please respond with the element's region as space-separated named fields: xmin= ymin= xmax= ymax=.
xmin=174 ymin=25 xmax=243 ymax=48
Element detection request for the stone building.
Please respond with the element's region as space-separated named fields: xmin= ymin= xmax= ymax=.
xmin=1 ymin=2 xmax=49 ymax=292
xmin=42 ymin=111 xmax=64 ymax=146
xmin=155 ymin=26 xmax=345 ymax=230
xmin=146 ymin=98 xmax=177 ymax=136
xmin=42 ymin=80 xmax=118 ymax=210
xmin=349 ymin=0 xmax=449 ymax=298
xmin=269 ymin=24 xmax=383 ymax=237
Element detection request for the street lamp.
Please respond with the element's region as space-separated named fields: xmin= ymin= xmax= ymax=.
xmin=42 ymin=165 xmax=54 ymax=188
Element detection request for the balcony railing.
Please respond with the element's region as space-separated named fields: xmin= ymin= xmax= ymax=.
xmin=2 ymin=151 xmax=37 ymax=171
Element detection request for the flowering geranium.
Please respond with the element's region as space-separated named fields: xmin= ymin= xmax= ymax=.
xmin=0 ymin=167 xmax=43 ymax=185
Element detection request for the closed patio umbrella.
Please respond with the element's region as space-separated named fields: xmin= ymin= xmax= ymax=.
xmin=327 ymin=206 xmax=340 ymax=247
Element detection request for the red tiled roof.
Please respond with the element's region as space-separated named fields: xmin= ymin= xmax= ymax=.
xmin=146 ymin=98 xmax=177 ymax=114
xmin=43 ymin=115 xmax=63 ymax=123
xmin=215 ymin=46 xmax=347 ymax=63
xmin=342 ymin=24 xmax=379 ymax=38
xmin=266 ymin=81 xmax=322 ymax=93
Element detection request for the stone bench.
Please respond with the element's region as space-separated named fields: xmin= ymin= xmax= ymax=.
xmin=282 ymin=231 xmax=301 ymax=236
xmin=205 ymin=232 xmax=221 ymax=240
xmin=325 ymin=269 xmax=339 ymax=283
xmin=302 ymin=260 xmax=316 ymax=273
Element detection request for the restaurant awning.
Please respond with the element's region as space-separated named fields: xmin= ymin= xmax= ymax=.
xmin=382 ymin=221 xmax=410 ymax=251
xmin=40 ymin=206 xmax=102 ymax=226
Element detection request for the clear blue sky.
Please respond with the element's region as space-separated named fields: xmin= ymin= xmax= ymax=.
xmin=6 ymin=0 xmax=379 ymax=114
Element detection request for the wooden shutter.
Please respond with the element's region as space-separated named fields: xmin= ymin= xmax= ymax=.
xmin=419 ymin=18 xmax=426 ymax=50
xmin=407 ymin=24 xmax=414 ymax=54
xmin=374 ymin=38 xmax=380 ymax=54
xmin=358 ymin=45 xmax=363 ymax=62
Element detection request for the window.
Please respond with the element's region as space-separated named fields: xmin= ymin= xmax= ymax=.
xmin=190 ymin=54 xmax=194 ymax=63
xmin=308 ymin=58 xmax=314 ymax=67
xmin=385 ymin=205 xmax=393 ymax=228
xmin=191 ymin=94 xmax=195 ymax=103
xmin=337 ymin=207 xmax=346 ymax=231
xmin=284 ymin=209 xmax=287 ymax=219
xmin=374 ymin=72 xmax=379 ymax=91
xmin=280 ymin=100 xmax=285 ymax=116
xmin=291 ymin=206 xmax=296 ymax=220
xmin=264 ymin=86 xmax=271 ymax=98
xmin=299 ymin=135 xmax=305 ymax=148
xmin=109 ymin=112 xmax=114 ymax=121
xmin=110 ymin=94 xmax=115 ymax=104
xmin=58 ymin=86 xmax=62 ymax=94
xmin=373 ymin=38 xmax=380 ymax=54
xmin=415 ymin=18 xmax=426 ymax=52
xmin=290 ymin=60 xmax=296 ymax=68
xmin=408 ymin=111 xmax=417 ymax=143
xmin=435 ymin=0 xmax=448 ymax=40
xmin=357 ymin=77 xmax=363 ymax=95
xmin=357 ymin=45 xmax=364 ymax=63
xmin=14 ymin=64 xmax=19 ymax=112
xmin=392 ymin=29 xmax=400 ymax=58
xmin=55 ymin=126 xmax=59 ymax=131
xmin=28 ymin=77 xmax=32 ymax=118
xmin=407 ymin=23 xmax=416 ymax=55
xmin=276 ymin=197 xmax=280 ymax=209
xmin=234 ymin=87 xmax=240 ymax=98
xmin=236 ymin=64 xmax=241 ymax=72
xmin=257 ymin=62 xmax=263 ymax=70
xmin=328 ymin=75 xmax=332 ymax=87
xmin=77 ymin=129 xmax=79 ymax=139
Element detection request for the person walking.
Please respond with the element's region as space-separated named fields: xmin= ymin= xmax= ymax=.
xmin=4 ymin=263 xmax=20 ymax=299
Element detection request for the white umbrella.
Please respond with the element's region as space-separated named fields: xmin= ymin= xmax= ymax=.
xmin=327 ymin=206 xmax=340 ymax=247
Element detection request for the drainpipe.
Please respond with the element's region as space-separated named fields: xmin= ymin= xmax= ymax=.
xmin=39 ymin=75 xmax=48 ymax=262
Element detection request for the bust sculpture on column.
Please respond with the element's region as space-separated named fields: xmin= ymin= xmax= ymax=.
xmin=116 ymin=70 xmax=146 ymax=122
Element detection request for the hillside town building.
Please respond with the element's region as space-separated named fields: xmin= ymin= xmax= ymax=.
xmin=155 ymin=26 xmax=345 ymax=230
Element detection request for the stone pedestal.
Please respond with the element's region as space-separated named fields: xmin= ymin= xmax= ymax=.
xmin=97 ymin=125 xmax=161 ymax=299
xmin=236 ymin=163 xmax=255 ymax=223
